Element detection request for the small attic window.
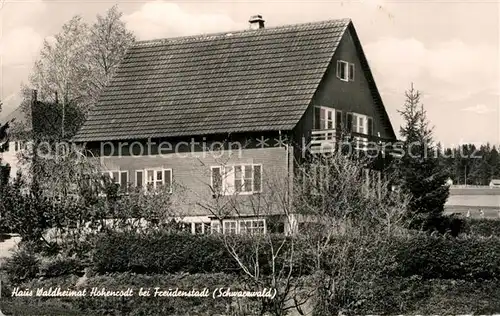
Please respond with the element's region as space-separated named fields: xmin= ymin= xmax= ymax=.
xmin=337 ymin=60 xmax=354 ymax=82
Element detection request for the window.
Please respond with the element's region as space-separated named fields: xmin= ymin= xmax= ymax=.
xmin=193 ymin=222 xmax=210 ymax=234
xmin=314 ymin=107 xmax=342 ymax=140
xmin=314 ymin=107 xmax=336 ymax=130
xmin=239 ymin=219 xmax=266 ymax=235
xmin=143 ymin=168 xmax=173 ymax=193
xmin=211 ymin=164 xmax=262 ymax=195
xmin=267 ymin=221 xmax=285 ymax=234
xmin=135 ymin=170 xmax=143 ymax=188
xmin=336 ymin=60 xmax=355 ymax=82
xmin=347 ymin=112 xmax=373 ymax=149
xmin=101 ymin=170 xmax=128 ymax=193
xmin=211 ymin=167 xmax=222 ymax=194
xmin=211 ymin=221 xmax=221 ymax=234
xmin=223 ymin=220 xmax=237 ymax=234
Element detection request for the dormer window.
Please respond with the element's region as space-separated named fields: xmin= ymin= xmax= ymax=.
xmin=336 ymin=60 xmax=355 ymax=82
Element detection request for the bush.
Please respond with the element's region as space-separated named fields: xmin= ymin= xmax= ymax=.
xmin=390 ymin=234 xmax=500 ymax=280
xmin=92 ymin=230 xmax=302 ymax=276
xmin=364 ymin=277 xmax=500 ymax=314
xmin=1 ymin=245 xmax=40 ymax=284
xmin=39 ymin=256 xmax=85 ymax=278
xmin=75 ymin=273 xmax=260 ymax=315
xmin=92 ymin=231 xmax=500 ymax=281
xmin=466 ymin=218 xmax=500 ymax=237
xmin=1 ymin=273 xmax=261 ymax=316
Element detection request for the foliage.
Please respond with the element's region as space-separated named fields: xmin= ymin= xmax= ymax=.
xmin=39 ymin=256 xmax=85 ymax=278
xmin=0 ymin=174 xmax=55 ymax=243
xmin=396 ymin=83 xmax=451 ymax=232
xmin=362 ymin=277 xmax=500 ymax=315
xmin=465 ymin=218 xmax=500 ymax=237
xmin=0 ymin=149 xmax=175 ymax=252
xmin=2 ymin=273 xmax=499 ymax=315
xmin=440 ymin=143 xmax=500 ymax=185
xmin=92 ymin=230 xmax=282 ymax=275
xmin=391 ymin=234 xmax=500 ymax=281
xmin=19 ymin=5 xmax=135 ymax=133
xmin=1 ymin=273 xmax=261 ymax=316
xmin=1 ymin=244 xmax=41 ymax=284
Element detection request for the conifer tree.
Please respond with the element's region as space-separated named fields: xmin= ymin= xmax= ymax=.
xmin=397 ymin=84 xmax=450 ymax=231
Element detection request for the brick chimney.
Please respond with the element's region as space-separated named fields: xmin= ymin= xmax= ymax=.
xmin=249 ymin=15 xmax=265 ymax=30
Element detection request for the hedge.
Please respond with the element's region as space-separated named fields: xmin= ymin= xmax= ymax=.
xmin=91 ymin=231 xmax=500 ymax=281
xmin=466 ymin=218 xmax=500 ymax=237
xmin=91 ymin=231 xmax=305 ymax=276
xmin=1 ymin=273 xmax=261 ymax=316
xmin=391 ymin=234 xmax=500 ymax=280
xmin=2 ymin=274 xmax=500 ymax=315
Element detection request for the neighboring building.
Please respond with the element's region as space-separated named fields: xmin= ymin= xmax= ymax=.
xmin=0 ymin=106 xmax=29 ymax=178
xmin=73 ymin=16 xmax=398 ymax=234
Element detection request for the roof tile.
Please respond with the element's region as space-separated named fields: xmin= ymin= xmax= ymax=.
xmin=73 ymin=18 xmax=351 ymax=142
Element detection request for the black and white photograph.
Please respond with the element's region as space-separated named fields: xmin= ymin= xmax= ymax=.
xmin=0 ymin=0 xmax=499 ymax=314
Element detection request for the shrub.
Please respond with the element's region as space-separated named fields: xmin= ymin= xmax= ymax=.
xmin=466 ymin=218 xmax=500 ymax=237
xmin=91 ymin=230 xmax=302 ymax=276
xmin=364 ymin=277 xmax=500 ymax=314
xmin=1 ymin=273 xmax=261 ymax=316
xmin=75 ymin=273 xmax=260 ymax=316
xmin=39 ymin=256 xmax=85 ymax=278
xmin=1 ymin=245 xmax=40 ymax=284
xmin=390 ymin=234 xmax=500 ymax=280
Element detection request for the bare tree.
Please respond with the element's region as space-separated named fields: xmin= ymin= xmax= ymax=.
xmin=294 ymin=150 xmax=409 ymax=315
xmin=24 ymin=5 xmax=135 ymax=126
xmin=192 ymin=142 xmax=314 ymax=316
xmin=85 ymin=5 xmax=135 ymax=106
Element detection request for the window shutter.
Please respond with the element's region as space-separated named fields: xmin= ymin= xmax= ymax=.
xmin=335 ymin=111 xmax=342 ymax=132
xmin=253 ymin=165 xmax=262 ymax=192
xmin=346 ymin=113 xmax=353 ymax=132
xmin=211 ymin=167 xmax=222 ymax=194
xmin=314 ymin=107 xmax=321 ymax=130
xmin=164 ymin=169 xmax=172 ymax=193
xmin=120 ymin=171 xmax=128 ymax=190
xmin=336 ymin=60 xmax=341 ymax=78
xmin=112 ymin=171 xmax=119 ymax=184
xmin=367 ymin=117 xmax=373 ymax=136
xmin=135 ymin=170 xmax=143 ymax=188
xmin=348 ymin=63 xmax=355 ymax=81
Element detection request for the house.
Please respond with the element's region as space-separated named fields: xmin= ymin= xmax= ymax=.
xmin=0 ymin=106 xmax=29 ymax=178
xmin=0 ymin=95 xmax=85 ymax=182
xmin=73 ymin=16 xmax=398 ymax=234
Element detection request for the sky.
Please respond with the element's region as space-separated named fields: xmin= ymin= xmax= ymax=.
xmin=0 ymin=0 xmax=499 ymax=146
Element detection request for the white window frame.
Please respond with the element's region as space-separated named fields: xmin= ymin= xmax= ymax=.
xmin=350 ymin=113 xmax=371 ymax=150
xmin=352 ymin=113 xmax=369 ymax=134
xmin=143 ymin=168 xmax=173 ymax=193
xmin=212 ymin=164 xmax=262 ymax=195
xmin=316 ymin=106 xmax=335 ymax=130
xmin=193 ymin=222 xmax=211 ymax=234
xmin=336 ymin=60 xmax=355 ymax=82
xmin=100 ymin=170 xmax=129 ymax=195
xmin=223 ymin=220 xmax=238 ymax=234
xmin=211 ymin=221 xmax=221 ymax=234
xmin=101 ymin=170 xmax=121 ymax=185
xmin=239 ymin=219 xmax=266 ymax=235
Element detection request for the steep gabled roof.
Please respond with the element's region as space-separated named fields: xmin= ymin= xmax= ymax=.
xmin=73 ymin=19 xmax=352 ymax=142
